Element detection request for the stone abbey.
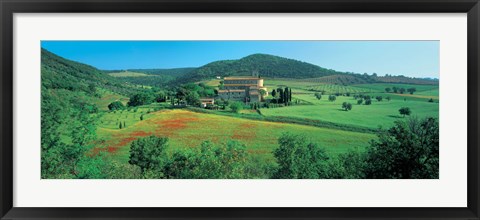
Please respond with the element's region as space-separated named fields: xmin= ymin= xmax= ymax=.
xmin=217 ymin=76 xmax=268 ymax=102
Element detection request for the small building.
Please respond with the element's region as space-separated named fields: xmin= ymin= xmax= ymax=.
xmin=200 ymin=98 xmax=215 ymax=108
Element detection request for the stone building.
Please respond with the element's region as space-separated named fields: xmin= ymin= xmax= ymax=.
xmin=217 ymin=76 xmax=268 ymax=102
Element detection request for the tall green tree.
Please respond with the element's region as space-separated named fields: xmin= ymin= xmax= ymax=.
xmin=129 ymin=136 xmax=169 ymax=173
xmin=284 ymin=87 xmax=289 ymax=103
xmin=185 ymin=91 xmax=201 ymax=106
xmin=273 ymin=133 xmax=329 ymax=179
xmin=365 ymin=117 xmax=439 ymax=179
xmin=278 ymin=88 xmax=284 ymax=103
xmin=399 ymin=107 xmax=411 ymax=117
xmin=128 ymin=92 xmax=154 ymax=107
xmin=342 ymin=102 xmax=353 ymax=111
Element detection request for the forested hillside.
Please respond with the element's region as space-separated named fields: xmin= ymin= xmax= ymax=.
xmin=42 ymin=49 xmax=143 ymax=97
xmin=41 ymin=49 xmax=142 ymax=178
xmin=173 ymin=54 xmax=345 ymax=84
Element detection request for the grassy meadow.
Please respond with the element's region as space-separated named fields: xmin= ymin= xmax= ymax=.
xmin=92 ymin=79 xmax=438 ymax=167
xmin=261 ymin=92 xmax=438 ymax=129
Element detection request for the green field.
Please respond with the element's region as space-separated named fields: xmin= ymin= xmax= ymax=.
xmin=109 ymin=71 xmax=150 ymax=77
xmin=200 ymin=78 xmax=439 ymax=130
xmin=264 ymin=79 xmax=439 ymax=96
xmin=95 ymin=109 xmax=375 ymax=163
xmin=261 ymin=94 xmax=438 ymax=129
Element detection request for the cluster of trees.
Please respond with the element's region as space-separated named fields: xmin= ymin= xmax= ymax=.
xmin=352 ymin=94 xmax=391 ymax=105
xmin=128 ymin=136 xmax=273 ymax=179
xmin=271 ymin=87 xmax=292 ymax=104
xmin=385 ymin=87 xmax=417 ymax=95
xmin=123 ymin=116 xmax=438 ymax=179
xmin=173 ymin=83 xmax=215 ymax=106
xmin=107 ymin=82 xmax=217 ymax=111
xmin=273 ymin=117 xmax=439 ymax=179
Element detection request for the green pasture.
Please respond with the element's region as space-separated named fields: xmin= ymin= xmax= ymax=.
xmin=261 ymin=93 xmax=438 ymax=129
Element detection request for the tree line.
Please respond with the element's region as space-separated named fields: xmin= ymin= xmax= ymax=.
xmin=385 ymin=86 xmax=417 ymax=95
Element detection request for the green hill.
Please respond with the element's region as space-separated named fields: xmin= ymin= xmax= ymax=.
xmin=42 ymin=49 xmax=144 ymax=97
xmin=103 ymin=68 xmax=195 ymax=88
xmin=101 ymin=53 xmax=437 ymax=87
xmin=174 ymin=53 xmax=345 ymax=84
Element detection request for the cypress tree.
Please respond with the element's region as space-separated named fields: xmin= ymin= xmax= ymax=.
xmin=289 ymin=88 xmax=292 ymax=102
xmin=279 ymin=89 xmax=284 ymax=103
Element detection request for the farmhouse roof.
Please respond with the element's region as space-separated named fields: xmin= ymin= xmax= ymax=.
xmin=224 ymin=84 xmax=259 ymax=87
xmin=224 ymin=76 xmax=262 ymax=80
xmin=218 ymin=89 xmax=246 ymax=93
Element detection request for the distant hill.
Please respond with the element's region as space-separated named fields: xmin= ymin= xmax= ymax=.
xmin=302 ymin=74 xmax=438 ymax=86
xmin=375 ymin=75 xmax=438 ymax=85
xmin=44 ymin=49 xmax=438 ymax=89
xmin=174 ymin=54 xmax=345 ymax=84
xmin=104 ymin=68 xmax=196 ymax=88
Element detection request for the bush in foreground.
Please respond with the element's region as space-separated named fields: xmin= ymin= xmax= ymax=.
xmin=365 ymin=117 xmax=439 ymax=179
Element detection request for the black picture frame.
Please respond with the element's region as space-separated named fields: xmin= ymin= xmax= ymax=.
xmin=1 ymin=0 xmax=479 ymax=219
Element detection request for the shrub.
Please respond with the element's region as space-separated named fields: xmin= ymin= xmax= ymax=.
xmin=108 ymin=101 xmax=125 ymax=111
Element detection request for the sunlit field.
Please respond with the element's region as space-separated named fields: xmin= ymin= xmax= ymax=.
xmin=95 ymin=109 xmax=375 ymax=163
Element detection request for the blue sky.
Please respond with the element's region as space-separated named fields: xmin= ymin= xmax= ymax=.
xmin=41 ymin=41 xmax=439 ymax=78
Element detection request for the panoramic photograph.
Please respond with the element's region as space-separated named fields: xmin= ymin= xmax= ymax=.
xmin=41 ymin=41 xmax=439 ymax=179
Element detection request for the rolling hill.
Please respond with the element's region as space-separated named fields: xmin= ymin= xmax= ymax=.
xmin=174 ymin=53 xmax=346 ymax=84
